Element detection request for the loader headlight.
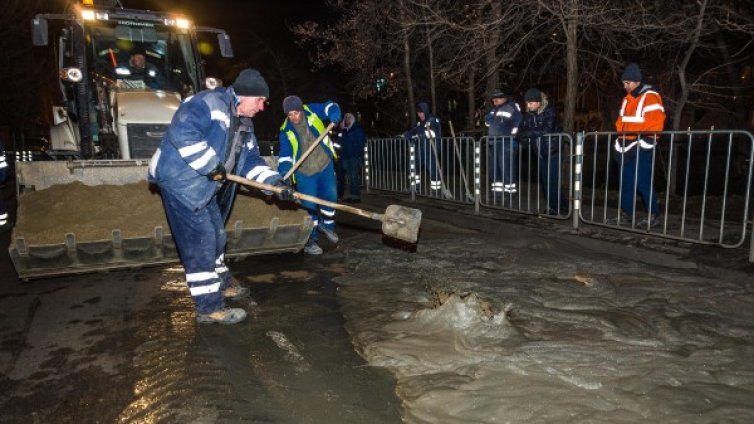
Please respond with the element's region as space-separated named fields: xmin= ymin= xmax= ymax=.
xmin=60 ymin=67 xmax=83 ymax=82
xmin=205 ymin=77 xmax=223 ymax=89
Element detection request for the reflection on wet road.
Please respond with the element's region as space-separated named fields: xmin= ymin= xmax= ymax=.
xmin=0 ymin=224 xmax=401 ymax=423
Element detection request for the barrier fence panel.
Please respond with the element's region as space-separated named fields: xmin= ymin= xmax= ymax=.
xmin=479 ymin=135 xmax=573 ymax=218
xmin=365 ymin=129 xmax=753 ymax=253
xmin=365 ymin=137 xmax=477 ymax=205
xmin=366 ymin=138 xmax=413 ymax=196
xmin=580 ymin=130 xmax=754 ymax=247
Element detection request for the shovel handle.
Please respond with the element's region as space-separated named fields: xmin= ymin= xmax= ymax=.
xmin=282 ymin=122 xmax=336 ymax=181
xmin=226 ymin=174 xmax=384 ymax=222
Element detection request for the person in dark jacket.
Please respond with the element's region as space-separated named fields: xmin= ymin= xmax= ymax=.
xmin=485 ymin=89 xmax=522 ymax=195
xmin=0 ymin=143 xmax=8 ymax=229
xmin=519 ymin=88 xmax=568 ymax=215
xmin=337 ymin=112 xmax=366 ymax=202
xmin=403 ymin=101 xmax=451 ymax=199
xmin=115 ymin=47 xmax=164 ymax=89
xmin=148 ymin=68 xmax=293 ymax=325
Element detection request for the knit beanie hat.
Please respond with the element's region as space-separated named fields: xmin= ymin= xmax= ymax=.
xmin=283 ymin=95 xmax=304 ymax=114
xmin=621 ymin=63 xmax=642 ymax=82
xmin=232 ymin=68 xmax=269 ymax=97
xmin=524 ymin=88 xmax=543 ymax=102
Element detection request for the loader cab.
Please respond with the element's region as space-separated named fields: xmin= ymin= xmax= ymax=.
xmin=90 ymin=22 xmax=201 ymax=96
xmin=32 ymin=5 xmax=233 ymax=159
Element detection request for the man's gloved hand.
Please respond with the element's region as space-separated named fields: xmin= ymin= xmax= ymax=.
xmin=328 ymin=106 xmax=341 ymax=124
xmin=208 ymin=163 xmax=227 ymax=181
xmin=274 ymin=179 xmax=295 ymax=202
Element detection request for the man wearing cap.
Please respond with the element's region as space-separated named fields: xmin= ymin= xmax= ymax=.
xmin=611 ymin=63 xmax=665 ymax=228
xmin=485 ymin=89 xmax=522 ymax=196
xmin=148 ymin=68 xmax=294 ymax=324
xmin=278 ymin=95 xmax=341 ymax=255
xmin=519 ymin=88 xmax=568 ymax=215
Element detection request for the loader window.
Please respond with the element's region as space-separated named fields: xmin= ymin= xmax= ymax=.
xmin=87 ymin=22 xmax=202 ymax=97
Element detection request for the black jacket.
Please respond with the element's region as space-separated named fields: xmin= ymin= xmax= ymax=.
xmin=520 ymin=97 xmax=561 ymax=156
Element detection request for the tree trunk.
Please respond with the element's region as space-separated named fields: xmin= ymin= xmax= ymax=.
xmin=398 ymin=0 xmax=416 ymax=125
xmin=483 ymin=0 xmax=503 ymax=96
xmin=426 ymin=22 xmax=437 ymax=115
xmin=672 ymin=0 xmax=707 ymax=131
xmin=563 ymin=17 xmax=577 ymax=133
xmin=467 ymin=69 xmax=476 ymax=131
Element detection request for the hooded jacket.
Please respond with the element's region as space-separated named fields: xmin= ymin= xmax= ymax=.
xmin=519 ymin=92 xmax=562 ymax=155
xmin=338 ymin=114 xmax=366 ymax=160
xmin=404 ymin=102 xmax=442 ymax=141
xmin=277 ymin=101 xmax=340 ymax=179
xmin=148 ymin=87 xmax=280 ymax=214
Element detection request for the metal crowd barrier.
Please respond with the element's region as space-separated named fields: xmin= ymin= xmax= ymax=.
xmin=579 ymin=130 xmax=754 ymax=248
xmin=365 ymin=129 xmax=754 ymax=258
xmin=365 ymin=135 xmax=573 ymax=218
xmin=479 ymin=135 xmax=573 ymax=218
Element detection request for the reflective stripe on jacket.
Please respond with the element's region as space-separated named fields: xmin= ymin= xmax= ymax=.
xmin=148 ymin=87 xmax=278 ymax=212
xmin=615 ymin=84 xmax=665 ymax=153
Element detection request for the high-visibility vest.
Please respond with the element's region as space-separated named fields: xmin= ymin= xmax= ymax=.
xmin=281 ymin=105 xmax=337 ymax=163
xmin=615 ymin=85 xmax=665 ymax=152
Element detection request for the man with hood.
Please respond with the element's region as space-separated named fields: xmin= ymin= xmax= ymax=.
xmin=148 ymin=68 xmax=294 ymax=325
xmin=610 ymin=63 xmax=665 ymax=228
xmin=337 ymin=112 xmax=366 ymax=202
xmin=519 ymin=88 xmax=568 ymax=215
xmin=485 ymin=89 xmax=522 ymax=196
xmin=278 ymin=95 xmax=341 ymax=255
xmin=403 ymin=101 xmax=451 ymax=199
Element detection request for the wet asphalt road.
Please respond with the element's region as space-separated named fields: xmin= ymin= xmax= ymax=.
xmin=0 ymin=200 xmax=403 ymax=423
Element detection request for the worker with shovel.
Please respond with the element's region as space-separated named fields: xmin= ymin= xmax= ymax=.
xmin=278 ymin=95 xmax=341 ymax=255
xmin=148 ymin=68 xmax=294 ymax=325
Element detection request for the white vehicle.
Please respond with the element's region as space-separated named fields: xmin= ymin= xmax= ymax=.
xmin=10 ymin=0 xmax=311 ymax=280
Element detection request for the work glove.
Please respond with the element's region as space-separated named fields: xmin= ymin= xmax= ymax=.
xmin=327 ymin=105 xmax=341 ymax=124
xmin=274 ymin=179 xmax=295 ymax=202
xmin=207 ymin=163 xmax=227 ymax=181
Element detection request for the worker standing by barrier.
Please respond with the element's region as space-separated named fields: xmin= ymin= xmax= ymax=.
xmin=148 ymin=68 xmax=294 ymax=325
xmin=0 ymin=143 xmax=8 ymax=230
xmin=610 ymin=63 xmax=666 ymax=228
xmin=519 ymin=88 xmax=568 ymax=215
xmin=338 ymin=112 xmax=366 ymax=202
xmin=403 ymin=101 xmax=451 ymax=199
xmin=485 ymin=89 xmax=521 ymax=195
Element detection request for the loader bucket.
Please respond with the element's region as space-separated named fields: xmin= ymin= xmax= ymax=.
xmin=9 ymin=160 xmax=313 ymax=281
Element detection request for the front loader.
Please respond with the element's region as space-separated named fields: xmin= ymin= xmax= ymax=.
xmin=9 ymin=1 xmax=311 ymax=280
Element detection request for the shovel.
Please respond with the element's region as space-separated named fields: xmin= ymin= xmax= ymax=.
xmin=226 ymin=174 xmax=422 ymax=243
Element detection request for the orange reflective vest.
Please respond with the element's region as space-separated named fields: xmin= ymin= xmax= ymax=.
xmin=615 ymin=84 xmax=665 ymax=152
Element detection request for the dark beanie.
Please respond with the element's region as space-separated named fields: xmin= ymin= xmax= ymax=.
xmin=283 ymin=95 xmax=304 ymax=114
xmin=621 ymin=63 xmax=642 ymax=82
xmin=524 ymin=88 xmax=542 ymax=102
xmin=232 ymin=68 xmax=269 ymax=97
xmin=489 ymin=89 xmax=506 ymax=100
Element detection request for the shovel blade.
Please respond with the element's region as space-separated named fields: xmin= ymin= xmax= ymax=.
xmin=382 ymin=204 xmax=422 ymax=243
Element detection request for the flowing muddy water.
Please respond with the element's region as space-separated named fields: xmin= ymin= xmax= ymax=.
xmin=334 ymin=228 xmax=754 ymax=423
